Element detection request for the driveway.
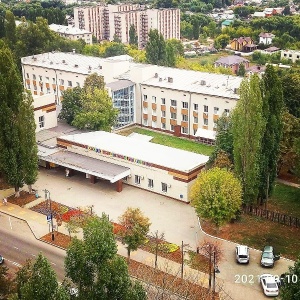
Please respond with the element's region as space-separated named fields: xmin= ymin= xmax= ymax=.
xmin=34 ymin=167 xmax=294 ymax=299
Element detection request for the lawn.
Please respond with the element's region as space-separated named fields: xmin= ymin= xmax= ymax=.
xmin=185 ymin=51 xmax=230 ymax=66
xmin=268 ymin=183 xmax=300 ymax=217
xmin=118 ymin=127 xmax=214 ymax=156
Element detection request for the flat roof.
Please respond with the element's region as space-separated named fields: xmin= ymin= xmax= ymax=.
xmin=43 ymin=150 xmax=130 ymax=183
xmin=49 ymin=24 xmax=91 ymax=35
xmin=106 ymin=79 xmax=134 ymax=91
xmin=59 ymin=131 xmax=209 ymax=172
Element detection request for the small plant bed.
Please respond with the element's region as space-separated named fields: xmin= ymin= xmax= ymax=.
xmin=7 ymin=191 xmax=36 ymax=207
xmin=188 ymin=251 xmax=210 ymax=273
xmin=201 ymin=214 xmax=300 ymax=260
xmin=140 ymin=237 xmax=182 ymax=264
xmin=41 ymin=231 xmax=72 ymax=249
xmin=30 ymin=200 xmax=74 ymax=218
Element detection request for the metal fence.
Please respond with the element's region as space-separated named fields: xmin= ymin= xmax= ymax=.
xmin=242 ymin=206 xmax=300 ymax=228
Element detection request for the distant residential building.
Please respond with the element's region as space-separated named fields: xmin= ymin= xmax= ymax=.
xmin=49 ymin=24 xmax=93 ymax=45
xmin=221 ymin=19 xmax=234 ymax=29
xmin=263 ymin=8 xmax=278 ymax=17
xmin=253 ymin=11 xmax=266 ymax=18
xmin=230 ymin=37 xmax=257 ymax=52
xmin=74 ymin=4 xmax=180 ymax=47
xmin=281 ymin=49 xmax=300 ymax=63
xmin=262 ymin=46 xmax=280 ymax=54
xmin=259 ymin=32 xmax=275 ymax=45
xmin=214 ymin=55 xmax=250 ymax=74
xmin=246 ymin=65 xmax=266 ymax=77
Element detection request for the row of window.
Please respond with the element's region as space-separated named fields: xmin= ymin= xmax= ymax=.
xmin=26 ymin=74 xmax=81 ymax=88
xmin=125 ymin=175 xmax=169 ymax=193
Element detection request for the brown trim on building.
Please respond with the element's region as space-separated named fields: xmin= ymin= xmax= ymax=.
xmin=193 ymin=123 xmax=198 ymax=130
xmin=46 ymin=83 xmax=50 ymax=88
xmin=181 ymin=108 xmax=188 ymax=115
xmin=46 ymin=107 xmax=56 ymax=113
xmin=161 ymin=105 xmax=166 ymax=111
xmin=143 ymin=113 xmax=148 ymax=120
xmin=34 ymin=103 xmax=56 ymax=111
xmin=143 ymin=101 xmax=148 ymax=108
xmin=59 ymin=85 xmax=65 ymax=91
xmin=173 ymin=174 xmax=198 ymax=183
xmin=161 ymin=117 xmax=166 ymax=123
xmin=203 ymin=112 xmax=208 ymax=119
xmin=170 ymin=119 xmax=177 ymax=126
xmin=181 ymin=121 xmax=188 ymax=128
xmin=193 ymin=111 xmax=198 ymax=117
xmin=213 ymin=114 xmax=219 ymax=121
xmin=152 ymin=115 xmax=157 ymax=122
xmin=202 ymin=125 xmax=208 ymax=129
xmin=33 ymin=80 xmax=37 ymax=86
xmin=152 ymin=103 xmax=157 ymax=110
xmin=170 ymin=106 xmax=177 ymax=113
xmin=26 ymin=79 xmax=30 ymax=84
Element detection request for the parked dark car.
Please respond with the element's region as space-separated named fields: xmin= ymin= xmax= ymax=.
xmin=260 ymin=246 xmax=280 ymax=267
xmin=0 ymin=254 xmax=4 ymax=264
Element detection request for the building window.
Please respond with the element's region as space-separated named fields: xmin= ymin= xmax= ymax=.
xmin=194 ymin=116 xmax=198 ymax=123
xmin=182 ymin=102 xmax=188 ymax=109
xmin=182 ymin=114 xmax=188 ymax=121
xmin=52 ymin=78 xmax=56 ymax=84
xmin=152 ymin=109 xmax=157 ymax=115
xmin=171 ymin=99 xmax=177 ymax=106
xmin=33 ymin=74 xmax=36 ymax=80
xmin=170 ymin=125 xmax=174 ymax=131
xmin=26 ymin=73 xmax=29 ymax=79
xmin=214 ymin=107 xmax=219 ymax=115
xmin=34 ymin=85 xmax=37 ymax=91
xmin=143 ymin=119 xmax=148 ymax=126
xmin=162 ymin=111 xmax=166 ymax=117
xmin=123 ymin=176 xmax=128 ymax=182
xmin=39 ymin=116 xmax=45 ymax=128
xmin=39 ymin=75 xmax=42 ymax=81
xmin=161 ymin=98 xmax=166 ymax=104
xmin=204 ymin=105 xmax=208 ymax=113
xmin=181 ymin=127 xmax=188 ymax=134
xmin=68 ymin=81 xmax=72 ymax=87
xmin=213 ymin=121 xmax=217 ymax=129
xmin=161 ymin=182 xmax=168 ymax=193
xmin=161 ymin=123 xmax=166 ymax=129
xmin=76 ymin=82 xmax=80 ymax=87
xmin=194 ymin=129 xmax=197 ymax=135
xmin=152 ymin=96 xmax=156 ymax=103
xmin=40 ymin=86 xmax=43 ymax=92
xmin=171 ymin=112 xmax=177 ymax=119
xmin=203 ymin=118 xmax=208 ymax=126
xmin=47 ymin=88 xmax=50 ymax=94
xmin=135 ymin=175 xmax=141 ymax=185
xmin=46 ymin=77 xmax=49 ymax=83
xmin=148 ymin=179 xmax=154 ymax=188
xmin=143 ymin=95 xmax=148 ymax=101
xmin=194 ymin=103 xmax=198 ymax=110
xmin=60 ymin=79 xmax=64 ymax=85
xmin=224 ymin=108 xmax=230 ymax=116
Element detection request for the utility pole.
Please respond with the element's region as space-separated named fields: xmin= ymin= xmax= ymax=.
xmin=208 ymin=245 xmax=212 ymax=289
xmin=44 ymin=189 xmax=54 ymax=241
xmin=181 ymin=240 xmax=184 ymax=279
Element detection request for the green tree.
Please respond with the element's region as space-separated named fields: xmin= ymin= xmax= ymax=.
xmin=65 ymin=214 xmax=146 ymax=300
xmin=58 ymin=86 xmax=83 ymax=125
xmin=282 ymin=72 xmax=300 ymax=118
xmin=190 ymin=167 xmax=242 ymax=229
xmin=83 ymin=73 xmax=105 ymax=92
xmin=166 ymin=38 xmax=184 ymax=56
xmin=232 ymin=75 xmax=266 ymax=204
xmin=72 ymin=88 xmax=118 ymax=131
xmin=145 ymin=29 xmax=166 ymax=66
xmin=104 ymin=42 xmax=126 ymax=57
xmin=165 ymin=42 xmax=176 ymax=67
xmin=214 ymin=34 xmax=230 ymax=49
xmin=280 ymin=256 xmax=300 ymax=300
xmin=19 ymin=91 xmax=38 ymax=193
xmin=258 ymin=65 xmax=284 ymax=204
xmin=237 ymin=64 xmax=246 ymax=77
xmin=4 ymin=10 xmax=17 ymax=49
xmin=0 ymin=45 xmax=24 ymax=197
xmin=14 ymin=253 xmax=66 ymax=300
xmin=118 ymin=207 xmax=151 ymax=263
xmin=0 ymin=265 xmax=12 ymax=299
xmin=129 ymin=24 xmax=138 ymax=46
xmin=192 ymin=19 xmax=200 ymax=40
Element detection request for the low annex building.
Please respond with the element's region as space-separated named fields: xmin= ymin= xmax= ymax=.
xmin=40 ymin=131 xmax=209 ymax=202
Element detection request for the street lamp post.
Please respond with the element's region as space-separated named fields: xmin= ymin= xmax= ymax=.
xmin=44 ymin=189 xmax=55 ymax=241
xmin=212 ymin=251 xmax=220 ymax=300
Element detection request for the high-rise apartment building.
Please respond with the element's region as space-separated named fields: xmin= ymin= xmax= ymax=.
xmin=74 ymin=4 xmax=180 ymax=47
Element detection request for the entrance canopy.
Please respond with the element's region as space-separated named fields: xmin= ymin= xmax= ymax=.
xmin=42 ymin=150 xmax=130 ymax=183
xmin=195 ymin=128 xmax=216 ymax=140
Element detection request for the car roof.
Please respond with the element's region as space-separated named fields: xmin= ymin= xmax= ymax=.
xmin=261 ymin=274 xmax=276 ymax=283
xmin=237 ymin=245 xmax=248 ymax=254
xmin=263 ymin=246 xmax=273 ymax=252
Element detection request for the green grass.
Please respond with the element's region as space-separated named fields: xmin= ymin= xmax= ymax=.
xmin=186 ymin=51 xmax=229 ymax=66
xmin=269 ymin=183 xmax=300 ymax=217
xmin=118 ymin=127 xmax=214 ymax=156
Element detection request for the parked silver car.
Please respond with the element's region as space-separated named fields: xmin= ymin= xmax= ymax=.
xmin=236 ymin=245 xmax=250 ymax=264
xmin=0 ymin=254 xmax=4 ymax=264
xmin=261 ymin=246 xmax=280 ymax=267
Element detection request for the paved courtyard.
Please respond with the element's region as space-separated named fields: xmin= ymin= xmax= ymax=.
xmin=33 ymin=167 xmax=294 ymax=300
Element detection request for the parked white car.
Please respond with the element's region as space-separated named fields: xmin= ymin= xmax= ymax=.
xmin=236 ymin=245 xmax=250 ymax=264
xmin=260 ymin=274 xmax=279 ymax=297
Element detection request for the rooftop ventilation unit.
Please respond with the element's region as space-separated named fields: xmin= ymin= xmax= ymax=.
xmin=50 ymin=61 xmax=53 ymax=65
xmin=159 ymin=77 xmax=162 ymax=82
xmin=234 ymin=88 xmax=239 ymax=94
xmin=168 ymin=77 xmax=173 ymax=83
xmin=74 ymin=64 xmax=79 ymax=67
xmin=200 ymin=80 xmax=206 ymax=85
xmin=88 ymin=65 xmax=92 ymax=70
xmin=154 ymin=73 xmax=158 ymax=78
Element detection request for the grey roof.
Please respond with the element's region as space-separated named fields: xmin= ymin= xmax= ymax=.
xmin=43 ymin=150 xmax=130 ymax=183
xmin=106 ymin=79 xmax=135 ymax=91
xmin=215 ymin=55 xmax=249 ymax=66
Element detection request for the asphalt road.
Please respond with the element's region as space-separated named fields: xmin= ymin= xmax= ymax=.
xmin=0 ymin=212 xmax=66 ymax=280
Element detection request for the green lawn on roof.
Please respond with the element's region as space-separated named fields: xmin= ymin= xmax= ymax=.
xmin=118 ymin=127 xmax=214 ymax=156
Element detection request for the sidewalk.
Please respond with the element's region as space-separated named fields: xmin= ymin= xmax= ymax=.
xmin=0 ymin=191 xmax=210 ymax=291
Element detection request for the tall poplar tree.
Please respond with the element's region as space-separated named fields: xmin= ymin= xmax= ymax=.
xmin=258 ymin=65 xmax=284 ymax=204
xmin=0 ymin=45 xmax=24 ymax=196
xmin=20 ymin=91 xmax=38 ymax=193
xmin=145 ymin=29 xmax=166 ymax=66
xmin=232 ymin=75 xmax=266 ymax=204
xmin=129 ymin=24 xmax=138 ymax=46
xmin=4 ymin=10 xmax=16 ymax=50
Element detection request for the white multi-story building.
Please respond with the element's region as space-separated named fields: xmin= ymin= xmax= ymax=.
xmin=21 ymin=52 xmax=242 ymax=139
xmin=74 ymin=4 xmax=180 ymax=47
xmin=281 ymin=49 xmax=300 ymax=63
xmin=49 ymin=24 xmax=93 ymax=45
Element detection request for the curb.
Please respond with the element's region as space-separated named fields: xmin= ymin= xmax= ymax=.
xmin=197 ymin=217 xmax=295 ymax=263
xmin=0 ymin=210 xmax=67 ymax=251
